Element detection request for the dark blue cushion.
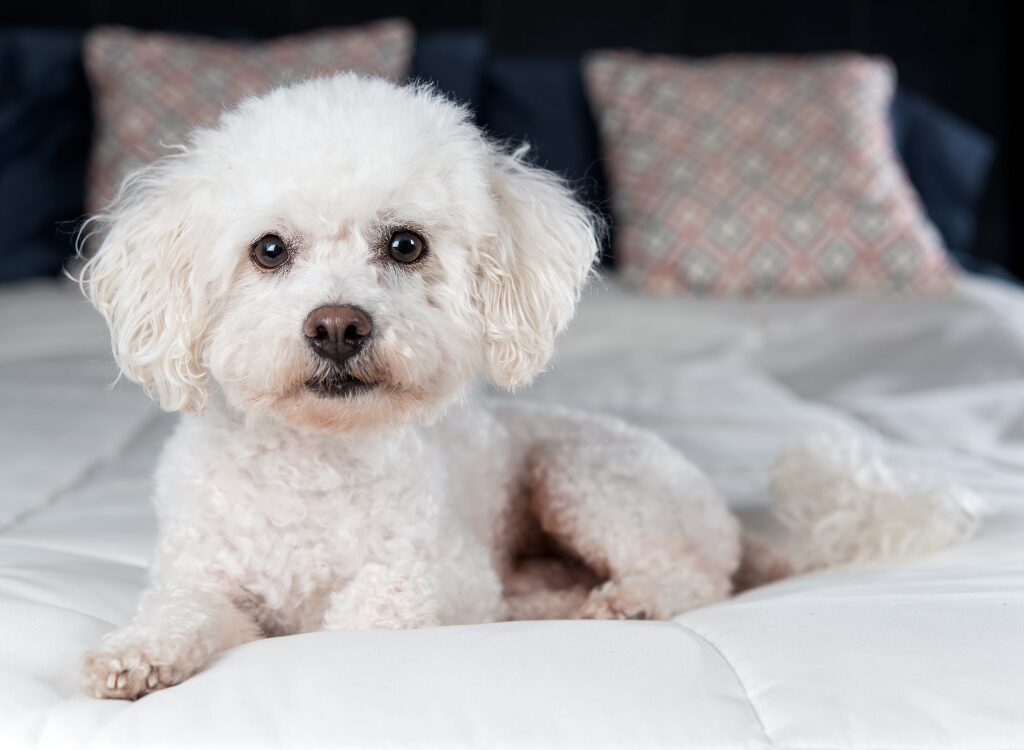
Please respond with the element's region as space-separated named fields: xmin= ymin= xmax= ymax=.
xmin=0 ymin=29 xmax=91 ymax=283
xmin=480 ymin=55 xmax=612 ymax=262
xmin=412 ymin=30 xmax=488 ymax=117
xmin=890 ymin=89 xmax=996 ymax=263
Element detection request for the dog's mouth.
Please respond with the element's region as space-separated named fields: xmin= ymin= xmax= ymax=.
xmin=305 ymin=371 xmax=378 ymax=398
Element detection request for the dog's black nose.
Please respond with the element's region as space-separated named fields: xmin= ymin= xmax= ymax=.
xmin=304 ymin=305 xmax=373 ymax=364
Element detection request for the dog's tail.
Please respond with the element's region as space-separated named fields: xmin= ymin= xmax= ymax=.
xmin=735 ymin=432 xmax=982 ymax=590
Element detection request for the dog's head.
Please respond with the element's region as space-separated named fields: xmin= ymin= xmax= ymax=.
xmin=80 ymin=75 xmax=600 ymax=431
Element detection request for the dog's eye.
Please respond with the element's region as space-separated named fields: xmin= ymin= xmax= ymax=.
xmin=388 ymin=231 xmax=425 ymax=264
xmin=252 ymin=235 xmax=291 ymax=270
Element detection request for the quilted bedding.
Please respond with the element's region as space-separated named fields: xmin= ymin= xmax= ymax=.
xmin=1 ymin=275 xmax=1022 ymax=749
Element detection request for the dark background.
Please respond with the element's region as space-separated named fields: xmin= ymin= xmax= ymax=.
xmin=2 ymin=0 xmax=1016 ymax=276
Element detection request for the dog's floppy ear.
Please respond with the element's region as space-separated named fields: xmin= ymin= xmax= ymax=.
xmin=79 ymin=157 xmax=218 ymax=413
xmin=474 ymin=149 xmax=601 ymax=389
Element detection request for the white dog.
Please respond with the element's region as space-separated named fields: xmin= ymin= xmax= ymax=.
xmin=79 ymin=74 xmax=977 ymax=700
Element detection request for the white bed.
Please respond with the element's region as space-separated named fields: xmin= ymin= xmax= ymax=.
xmin=2 ymin=275 xmax=1023 ymax=749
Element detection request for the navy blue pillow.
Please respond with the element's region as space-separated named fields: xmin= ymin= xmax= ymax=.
xmin=412 ymin=30 xmax=488 ymax=116
xmin=890 ymin=89 xmax=996 ymax=265
xmin=0 ymin=29 xmax=91 ymax=283
xmin=480 ymin=55 xmax=612 ymax=263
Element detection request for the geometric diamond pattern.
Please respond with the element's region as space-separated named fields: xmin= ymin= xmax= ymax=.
xmin=84 ymin=21 xmax=413 ymax=212
xmin=584 ymin=52 xmax=955 ymax=295
xmin=749 ymin=242 xmax=787 ymax=291
xmin=818 ymin=239 xmax=857 ymax=288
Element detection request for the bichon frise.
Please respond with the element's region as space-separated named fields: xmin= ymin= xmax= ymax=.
xmin=79 ymin=74 xmax=977 ymax=700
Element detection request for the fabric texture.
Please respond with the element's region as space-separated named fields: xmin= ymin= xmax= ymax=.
xmin=83 ymin=20 xmax=413 ymax=212
xmin=0 ymin=29 xmax=91 ymax=282
xmin=584 ymin=51 xmax=955 ymax=295
xmin=1 ymin=276 xmax=1023 ymax=747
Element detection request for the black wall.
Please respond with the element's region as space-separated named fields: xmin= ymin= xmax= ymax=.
xmin=2 ymin=0 xmax=1016 ymax=275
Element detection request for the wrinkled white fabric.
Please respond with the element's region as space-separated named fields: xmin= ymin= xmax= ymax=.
xmin=1 ymin=275 xmax=1022 ymax=748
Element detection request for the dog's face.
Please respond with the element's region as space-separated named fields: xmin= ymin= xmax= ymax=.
xmin=81 ymin=75 xmax=599 ymax=431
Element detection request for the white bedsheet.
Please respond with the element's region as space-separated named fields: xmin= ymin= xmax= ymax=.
xmin=1 ymin=275 xmax=1022 ymax=749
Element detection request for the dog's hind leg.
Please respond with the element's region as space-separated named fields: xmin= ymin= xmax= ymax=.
xmin=501 ymin=405 xmax=742 ymax=620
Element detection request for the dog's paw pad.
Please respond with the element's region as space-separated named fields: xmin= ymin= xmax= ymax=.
xmin=83 ymin=647 xmax=182 ymax=700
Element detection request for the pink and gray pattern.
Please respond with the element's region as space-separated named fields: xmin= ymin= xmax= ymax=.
xmin=84 ymin=20 xmax=413 ymax=212
xmin=584 ymin=51 xmax=954 ymax=295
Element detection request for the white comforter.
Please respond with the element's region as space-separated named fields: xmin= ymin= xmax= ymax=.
xmin=1 ymin=275 xmax=1022 ymax=749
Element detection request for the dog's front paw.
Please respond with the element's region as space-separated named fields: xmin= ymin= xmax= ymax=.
xmin=83 ymin=644 xmax=191 ymax=700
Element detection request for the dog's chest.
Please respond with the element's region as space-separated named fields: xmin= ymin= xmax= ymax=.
xmin=220 ymin=479 xmax=378 ymax=633
xmin=248 ymin=458 xmax=437 ymax=619
xmin=158 ymin=419 xmax=446 ymax=632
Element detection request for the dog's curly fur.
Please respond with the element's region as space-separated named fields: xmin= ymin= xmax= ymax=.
xmin=78 ymin=74 xmax=978 ymax=700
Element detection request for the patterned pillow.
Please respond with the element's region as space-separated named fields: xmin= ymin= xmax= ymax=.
xmin=84 ymin=20 xmax=413 ymax=212
xmin=584 ymin=51 xmax=954 ymax=295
